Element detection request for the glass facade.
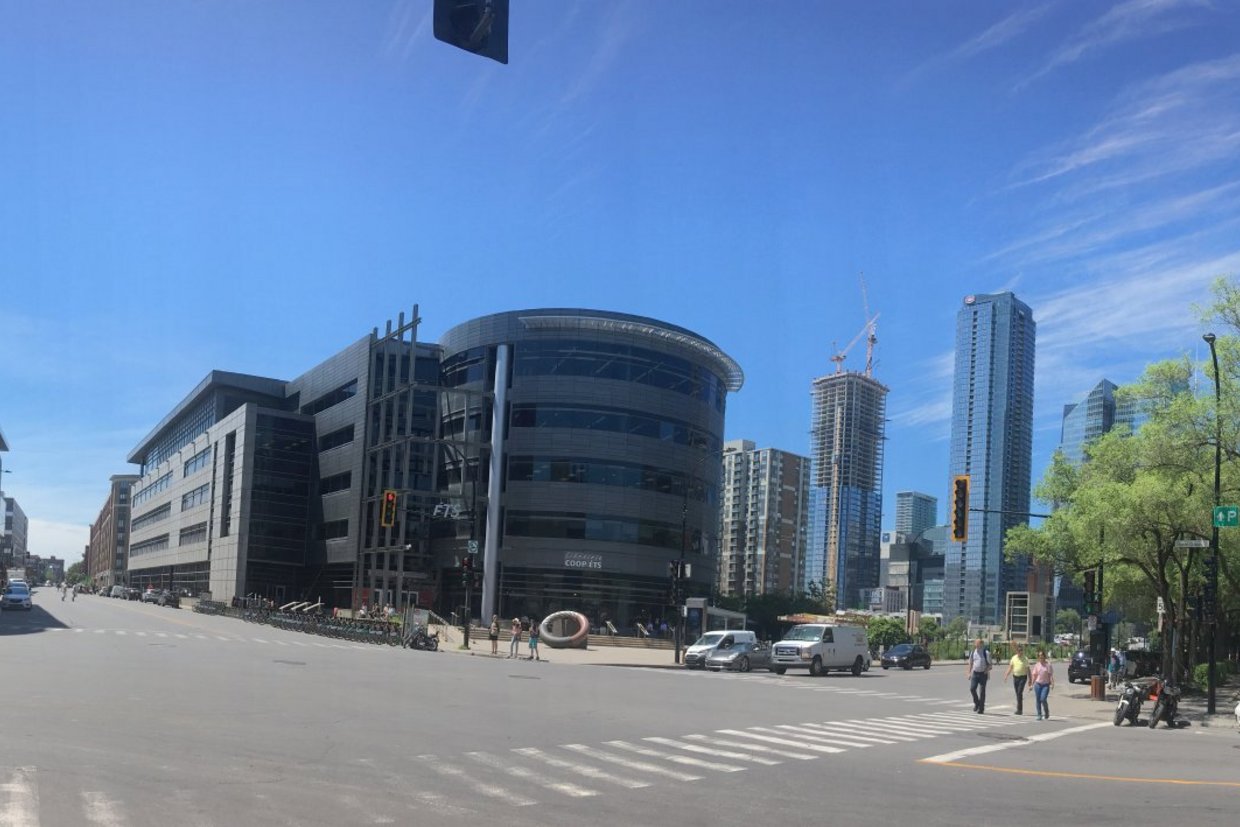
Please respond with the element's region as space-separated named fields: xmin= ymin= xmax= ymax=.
xmin=1059 ymin=379 xmax=1134 ymax=466
xmin=946 ymin=292 xmax=1036 ymax=626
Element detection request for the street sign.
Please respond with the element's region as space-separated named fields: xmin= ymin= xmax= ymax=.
xmin=1175 ymin=539 xmax=1210 ymax=548
xmin=467 ymin=540 xmax=479 ymax=554
xmin=1213 ymin=506 xmax=1239 ymax=527
xmin=1156 ymin=596 xmax=1165 ymax=615
xmin=1087 ymin=614 xmax=1098 ymax=632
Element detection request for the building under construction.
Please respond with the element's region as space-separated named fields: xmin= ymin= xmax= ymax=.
xmin=805 ymin=368 xmax=887 ymax=609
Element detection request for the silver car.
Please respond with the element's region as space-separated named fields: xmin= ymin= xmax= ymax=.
xmin=706 ymin=640 xmax=771 ymax=673
xmin=2 ymin=585 xmax=33 ymax=611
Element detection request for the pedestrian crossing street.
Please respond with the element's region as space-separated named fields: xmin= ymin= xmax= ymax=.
xmin=1 ymin=710 xmax=1045 ymax=824
xmin=628 ymin=665 xmax=971 ymax=706
xmin=45 ymin=626 xmax=373 ymax=651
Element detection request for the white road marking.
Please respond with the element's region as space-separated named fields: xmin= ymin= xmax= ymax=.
xmin=81 ymin=790 xmax=127 ymax=826
xmin=155 ymin=633 xmax=168 ymax=638
xmin=606 ymin=740 xmax=745 ymax=773
xmin=561 ymin=744 xmax=701 ymax=782
xmin=416 ymin=755 xmax=536 ymax=806
xmin=800 ymin=723 xmax=902 ymax=744
xmin=465 ymin=751 xmax=597 ymax=797
xmin=252 ymin=638 xmax=269 ymax=644
xmin=513 ymin=747 xmax=650 ymax=788
xmin=683 ymin=734 xmax=818 ymax=760
xmin=770 ymin=725 xmax=877 ymax=748
xmin=715 ymin=729 xmax=845 ymax=754
xmin=836 ymin=719 xmax=930 ymax=739
xmin=876 ymin=716 xmax=977 ymax=734
xmin=134 ymin=632 xmax=147 ymax=637
xmin=175 ymin=634 xmax=188 ymax=639
xmin=921 ymin=722 xmax=1111 ymax=764
xmin=74 ymin=628 xmax=85 ymax=633
xmin=411 ymin=791 xmax=474 ymax=816
xmin=643 ymin=737 xmax=781 ymax=765
xmin=0 ymin=766 xmax=39 ymax=827
xmin=115 ymin=631 xmax=127 ymax=636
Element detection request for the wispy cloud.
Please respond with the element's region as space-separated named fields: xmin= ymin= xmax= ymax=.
xmin=560 ymin=3 xmax=639 ymax=105
xmin=380 ymin=0 xmax=431 ymax=65
xmin=902 ymin=4 xmax=1053 ymax=86
xmin=1020 ymin=0 xmax=1212 ymax=88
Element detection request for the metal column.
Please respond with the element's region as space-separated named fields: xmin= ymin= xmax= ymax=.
xmin=480 ymin=344 xmax=509 ymax=622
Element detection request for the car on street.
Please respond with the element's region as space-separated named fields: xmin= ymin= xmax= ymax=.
xmin=141 ymin=589 xmax=161 ymax=604
xmin=684 ymin=630 xmax=758 ymax=669
xmin=880 ymin=643 xmax=932 ymax=670
xmin=109 ymin=585 xmax=127 ymax=598
xmin=1068 ymin=649 xmax=1095 ymax=683
xmin=706 ymin=640 xmax=771 ymax=672
xmin=125 ymin=587 xmax=141 ymax=600
xmin=769 ymin=623 xmax=870 ymax=676
xmin=152 ymin=589 xmax=180 ymax=608
xmin=2 ymin=584 xmax=33 ymax=611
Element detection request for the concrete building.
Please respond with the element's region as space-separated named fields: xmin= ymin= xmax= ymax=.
xmin=895 ymin=491 xmax=937 ymax=537
xmin=945 ymin=292 xmax=1037 ymax=626
xmin=3 ymin=496 xmax=28 ymax=569
xmin=879 ymin=530 xmax=945 ymax=615
xmin=87 ymin=474 xmax=140 ymax=589
xmin=717 ymin=440 xmax=810 ymax=598
xmin=806 ymin=370 xmax=887 ymax=608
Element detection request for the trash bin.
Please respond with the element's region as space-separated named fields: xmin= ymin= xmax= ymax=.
xmin=1090 ymin=674 xmax=1106 ymax=700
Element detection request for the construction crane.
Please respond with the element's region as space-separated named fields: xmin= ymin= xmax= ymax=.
xmin=829 ymin=312 xmax=880 ymax=374
xmin=860 ymin=273 xmax=878 ymax=377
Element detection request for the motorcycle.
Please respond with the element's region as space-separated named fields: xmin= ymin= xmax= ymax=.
xmin=403 ymin=625 xmax=440 ymax=652
xmin=1146 ymin=677 xmax=1181 ymax=729
xmin=1113 ymin=679 xmax=1145 ymax=726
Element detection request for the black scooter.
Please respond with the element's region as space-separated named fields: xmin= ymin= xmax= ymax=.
xmin=1147 ymin=677 xmax=1181 ymax=729
xmin=403 ymin=625 xmax=440 ymax=651
xmin=1113 ymin=679 xmax=1145 ymax=726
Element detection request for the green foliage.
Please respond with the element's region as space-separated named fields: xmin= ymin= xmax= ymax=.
xmin=918 ymin=616 xmax=943 ymax=641
xmin=719 ymin=588 xmax=835 ymax=641
xmin=945 ymin=616 xmax=969 ymax=639
xmin=66 ymin=561 xmax=86 ymax=584
xmin=1054 ymin=608 xmax=1081 ymax=635
xmin=866 ymin=616 xmax=910 ymax=651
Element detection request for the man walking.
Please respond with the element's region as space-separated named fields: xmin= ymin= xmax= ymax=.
xmin=507 ymin=616 xmax=523 ymax=659
xmin=965 ymin=638 xmax=992 ymax=713
xmin=1003 ymin=643 xmax=1029 ymax=714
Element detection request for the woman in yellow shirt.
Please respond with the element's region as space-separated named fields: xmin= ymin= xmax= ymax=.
xmin=1003 ymin=644 xmax=1030 ymax=715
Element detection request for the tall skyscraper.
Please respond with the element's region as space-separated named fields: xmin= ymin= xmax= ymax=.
xmin=945 ymin=292 xmax=1036 ymax=626
xmin=1059 ymin=379 xmax=1137 ymax=465
xmin=718 ymin=440 xmax=810 ymax=598
xmin=895 ymin=491 xmax=938 ymax=537
xmin=806 ymin=369 xmax=888 ymax=608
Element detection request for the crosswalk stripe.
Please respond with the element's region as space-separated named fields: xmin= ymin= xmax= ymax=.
xmin=155 ymin=632 xmax=168 ymax=638
xmin=837 ymin=720 xmax=929 ymax=739
xmin=683 ymin=734 xmax=817 ymax=760
xmin=716 ymin=729 xmax=844 ymax=754
xmin=799 ymin=723 xmax=902 ymax=744
xmin=775 ymin=724 xmax=883 ymax=746
xmin=606 ymin=740 xmax=745 ymax=773
xmin=216 ymin=636 xmax=231 ymax=641
xmin=416 ymin=755 xmax=536 ymax=806
xmin=466 ymin=751 xmax=597 ymax=798
xmin=94 ymin=629 xmax=106 ymax=634
xmin=914 ymin=714 xmax=995 ymax=729
xmin=134 ymin=631 xmax=147 ymax=637
xmin=175 ymin=634 xmax=188 ymax=639
xmin=1 ymin=767 xmax=39 ymax=827
xmin=513 ymin=747 xmax=650 ymax=788
xmin=81 ymin=789 xmax=127 ymax=826
xmin=412 ymin=790 xmax=475 ymax=816
xmin=761 ymin=725 xmax=874 ymax=748
xmin=252 ymin=638 xmax=268 ymax=644
xmin=74 ymin=628 xmax=85 ymax=633
xmin=562 ymin=744 xmax=701 ymax=782
xmin=873 ymin=717 xmax=967 ymax=734
xmin=643 ymin=737 xmax=781 ymax=765
xmin=115 ymin=631 xmax=126 ymax=636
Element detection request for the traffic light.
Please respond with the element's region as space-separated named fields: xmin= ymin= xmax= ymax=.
xmin=433 ymin=0 xmax=509 ymax=64
xmin=380 ymin=489 xmax=399 ymax=528
xmin=1082 ymin=569 xmax=1097 ymax=614
xmin=950 ymin=475 xmax=970 ymax=542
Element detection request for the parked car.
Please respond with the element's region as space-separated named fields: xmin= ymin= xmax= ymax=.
xmin=110 ymin=585 xmax=127 ymax=598
xmin=684 ymin=631 xmax=758 ymax=669
xmin=141 ymin=589 xmax=161 ymax=604
xmin=1068 ymin=649 xmax=1095 ymax=683
xmin=881 ymin=643 xmax=932 ymax=670
xmin=153 ymin=590 xmax=180 ymax=608
xmin=706 ymin=640 xmax=771 ymax=672
xmin=124 ymin=587 xmax=141 ymax=601
xmin=2 ymin=584 xmax=33 ymax=611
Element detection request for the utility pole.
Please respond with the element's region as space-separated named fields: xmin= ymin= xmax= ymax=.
xmin=1203 ymin=332 xmax=1221 ymax=714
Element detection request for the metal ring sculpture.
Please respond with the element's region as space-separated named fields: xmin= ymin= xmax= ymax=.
xmin=538 ymin=611 xmax=590 ymax=649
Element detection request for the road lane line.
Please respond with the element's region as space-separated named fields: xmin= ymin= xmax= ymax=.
xmin=921 ymin=722 xmax=1111 ymax=764
xmin=606 ymin=740 xmax=745 ymax=772
xmin=416 ymin=755 xmax=536 ymax=806
xmin=155 ymin=632 xmax=167 ymax=638
xmin=465 ymin=751 xmax=597 ymax=798
xmin=643 ymin=737 xmax=781 ymax=765
xmin=115 ymin=630 xmax=127 ymax=636
xmin=94 ymin=629 xmax=107 ymax=634
xmin=562 ymin=744 xmax=701 ymax=782
xmin=928 ymin=762 xmax=1240 ymax=787
xmin=513 ymin=747 xmax=650 ymax=788
xmin=252 ymin=638 xmax=269 ymax=644
xmin=215 ymin=636 xmax=230 ymax=641
xmin=683 ymin=734 xmax=817 ymax=760
xmin=174 ymin=634 xmax=188 ymax=639
xmin=1 ymin=766 xmax=39 ymax=827
xmin=716 ymin=729 xmax=844 ymax=754
xmin=81 ymin=790 xmax=127 ymax=826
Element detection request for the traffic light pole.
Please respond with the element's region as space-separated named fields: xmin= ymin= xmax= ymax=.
xmin=1204 ymin=332 xmax=1221 ymax=715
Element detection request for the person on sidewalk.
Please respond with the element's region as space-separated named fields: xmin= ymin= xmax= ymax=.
xmin=965 ymin=638 xmax=992 ymax=713
xmin=1032 ymin=649 xmax=1055 ymax=720
xmin=508 ymin=617 xmax=523 ymax=658
xmin=488 ymin=614 xmax=500 ymax=656
xmin=527 ymin=618 xmax=541 ymax=661
xmin=1004 ymin=643 xmax=1030 ymax=715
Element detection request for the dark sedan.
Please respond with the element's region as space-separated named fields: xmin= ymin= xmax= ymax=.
xmin=1068 ymin=650 xmax=1095 ymax=683
xmin=881 ymin=643 xmax=932 ymax=670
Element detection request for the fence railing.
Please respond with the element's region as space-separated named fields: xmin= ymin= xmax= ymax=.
xmin=193 ymin=600 xmax=405 ymax=646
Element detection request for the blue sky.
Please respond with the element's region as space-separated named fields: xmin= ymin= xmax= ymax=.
xmin=3 ymin=1 xmax=1239 ymax=563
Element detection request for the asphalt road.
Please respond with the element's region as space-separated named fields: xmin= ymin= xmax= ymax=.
xmin=3 ymin=589 xmax=1238 ymax=826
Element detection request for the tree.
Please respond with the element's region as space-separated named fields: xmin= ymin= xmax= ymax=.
xmin=66 ymin=561 xmax=86 ymax=584
xmin=867 ymin=616 xmax=910 ymax=651
xmin=918 ymin=616 xmax=943 ymax=641
xmin=945 ymin=616 xmax=969 ymax=640
xmin=1054 ymin=608 xmax=1081 ymax=635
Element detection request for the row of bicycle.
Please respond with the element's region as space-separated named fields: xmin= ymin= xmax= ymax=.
xmin=191 ymin=601 xmax=440 ymax=649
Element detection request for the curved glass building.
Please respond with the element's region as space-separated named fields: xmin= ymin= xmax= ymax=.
xmin=435 ymin=309 xmax=743 ymax=632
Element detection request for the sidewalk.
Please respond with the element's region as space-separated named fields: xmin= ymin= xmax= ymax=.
xmin=446 ymin=639 xmax=681 ymax=668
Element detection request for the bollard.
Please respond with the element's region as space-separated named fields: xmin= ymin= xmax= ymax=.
xmin=1090 ymin=674 xmax=1106 ymax=700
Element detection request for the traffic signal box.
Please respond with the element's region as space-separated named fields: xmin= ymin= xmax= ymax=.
xmin=380 ymin=489 xmax=398 ymax=528
xmin=950 ymin=476 xmax=969 ymax=542
xmin=433 ymin=0 xmax=509 ymax=64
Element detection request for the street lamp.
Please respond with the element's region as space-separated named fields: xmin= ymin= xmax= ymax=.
xmin=1203 ymin=332 xmax=1221 ymax=715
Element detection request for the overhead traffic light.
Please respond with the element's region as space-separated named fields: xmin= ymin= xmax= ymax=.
xmin=380 ymin=489 xmax=399 ymax=528
xmin=1082 ymin=569 xmax=1097 ymax=615
xmin=950 ymin=475 xmax=970 ymax=542
xmin=433 ymin=0 xmax=509 ymax=64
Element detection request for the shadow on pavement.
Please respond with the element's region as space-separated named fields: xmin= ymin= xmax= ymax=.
xmin=0 ymin=604 xmax=70 ymax=635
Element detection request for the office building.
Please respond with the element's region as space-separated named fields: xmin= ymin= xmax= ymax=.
xmin=1059 ymin=379 xmax=1139 ymax=465
xmin=3 ymin=496 xmax=27 ymax=569
xmin=87 ymin=474 xmax=141 ymax=589
xmin=718 ymin=440 xmax=810 ymax=598
xmin=806 ymin=370 xmax=888 ymax=608
xmin=945 ymin=292 xmax=1036 ymax=626
xmin=895 ymin=491 xmax=937 ymax=537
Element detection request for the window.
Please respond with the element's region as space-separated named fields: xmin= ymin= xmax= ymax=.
xmin=132 ymin=472 xmax=172 ymax=506
xmin=181 ymin=483 xmax=210 ymax=510
xmin=130 ymin=535 xmax=170 ymax=557
xmin=179 ymin=523 xmax=208 ymax=546
xmin=131 ymin=503 xmax=171 ymax=532
xmin=300 ymin=379 xmax=358 ymax=416
xmin=320 ymin=471 xmax=352 ymax=494
xmin=183 ymin=446 xmax=211 ymax=477
xmin=318 ymin=424 xmax=354 ymax=452
xmin=323 ymin=519 xmax=349 ymax=540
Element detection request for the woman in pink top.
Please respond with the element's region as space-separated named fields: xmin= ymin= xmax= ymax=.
xmin=1031 ymin=650 xmax=1055 ymax=720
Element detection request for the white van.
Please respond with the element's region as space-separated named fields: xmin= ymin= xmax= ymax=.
xmin=683 ymin=630 xmax=757 ymax=669
xmin=769 ymin=624 xmax=869 ymax=676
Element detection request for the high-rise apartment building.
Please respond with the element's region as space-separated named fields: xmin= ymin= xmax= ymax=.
xmin=3 ymin=496 xmax=28 ymax=568
xmin=718 ymin=440 xmax=810 ymax=598
xmin=87 ymin=474 xmax=141 ymax=589
xmin=945 ymin=292 xmax=1036 ymax=626
xmin=895 ymin=491 xmax=937 ymax=538
xmin=806 ymin=370 xmax=888 ymax=608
